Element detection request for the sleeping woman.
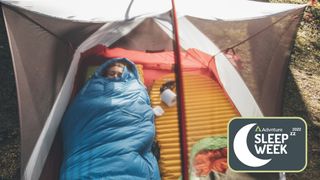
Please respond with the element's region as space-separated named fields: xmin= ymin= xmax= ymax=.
xmin=60 ymin=58 xmax=160 ymax=179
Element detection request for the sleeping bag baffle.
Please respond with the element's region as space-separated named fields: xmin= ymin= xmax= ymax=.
xmin=60 ymin=58 xmax=160 ymax=180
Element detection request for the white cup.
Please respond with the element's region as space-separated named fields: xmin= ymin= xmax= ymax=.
xmin=160 ymin=89 xmax=177 ymax=107
xmin=153 ymin=106 xmax=165 ymax=116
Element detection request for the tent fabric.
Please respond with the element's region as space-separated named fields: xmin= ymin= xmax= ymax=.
xmin=110 ymin=18 xmax=174 ymax=51
xmin=80 ymin=16 xmax=265 ymax=117
xmin=188 ymin=8 xmax=305 ymax=115
xmin=2 ymin=6 xmax=104 ymax=171
xmin=1 ymin=0 xmax=305 ymax=22
xmin=82 ymin=46 xmax=211 ymax=72
xmin=0 ymin=0 xmax=307 ymax=179
xmin=60 ymin=58 xmax=160 ymax=179
xmin=154 ymin=15 xmax=264 ymax=116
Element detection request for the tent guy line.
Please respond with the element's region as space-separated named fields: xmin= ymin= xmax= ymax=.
xmin=212 ymin=7 xmax=305 ymax=58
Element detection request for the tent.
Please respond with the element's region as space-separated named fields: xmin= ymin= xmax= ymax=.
xmin=0 ymin=0 xmax=307 ymax=179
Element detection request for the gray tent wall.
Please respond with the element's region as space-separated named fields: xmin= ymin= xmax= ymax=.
xmin=187 ymin=8 xmax=304 ymax=116
xmin=1 ymin=1 xmax=306 ymax=180
xmin=2 ymin=5 xmax=103 ymax=171
xmin=110 ymin=18 xmax=174 ymax=51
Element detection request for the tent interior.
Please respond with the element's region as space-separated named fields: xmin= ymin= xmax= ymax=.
xmin=0 ymin=0 xmax=307 ymax=179
xmin=66 ymin=45 xmax=240 ymax=179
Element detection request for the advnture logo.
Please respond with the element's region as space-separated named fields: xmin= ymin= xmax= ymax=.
xmin=228 ymin=117 xmax=307 ymax=172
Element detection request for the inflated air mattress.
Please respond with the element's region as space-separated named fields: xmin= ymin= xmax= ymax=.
xmin=150 ymin=73 xmax=239 ymax=179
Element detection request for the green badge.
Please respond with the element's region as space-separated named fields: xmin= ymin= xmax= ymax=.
xmin=228 ymin=117 xmax=307 ymax=172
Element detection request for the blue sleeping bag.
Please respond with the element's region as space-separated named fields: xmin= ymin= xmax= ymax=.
xmin=60 ymin=58 xmax=160 ymax=180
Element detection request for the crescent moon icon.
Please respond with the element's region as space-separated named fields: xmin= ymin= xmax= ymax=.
xmin=233 ymin=123 xmax=271 ymax=167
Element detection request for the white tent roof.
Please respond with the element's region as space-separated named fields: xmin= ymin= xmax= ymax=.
xmin=1 ymin=0 xmax=306 ymax=22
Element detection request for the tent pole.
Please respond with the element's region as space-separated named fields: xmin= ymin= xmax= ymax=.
xmin=170 ymin=0 xmax=189 ymax=180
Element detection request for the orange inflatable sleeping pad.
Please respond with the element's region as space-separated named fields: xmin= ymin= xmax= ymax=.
xmin=149 ymin=73 xmax=239 ymax=179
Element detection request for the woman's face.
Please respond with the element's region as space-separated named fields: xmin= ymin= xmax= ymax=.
xmin=105 ymin=63 xmax=124 ymax=79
